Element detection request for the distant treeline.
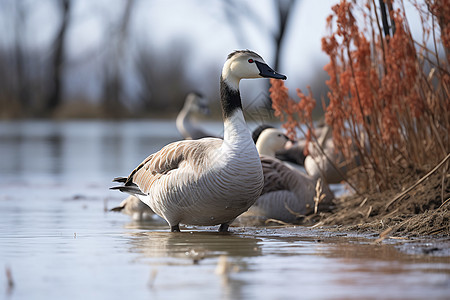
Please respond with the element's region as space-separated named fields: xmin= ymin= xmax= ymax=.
xmin=0 ymin=0 xmax=333 ymax=120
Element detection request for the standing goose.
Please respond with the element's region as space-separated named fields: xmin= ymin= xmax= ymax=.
xmin=176 ymin=92 xmax=213 ymax=139
xmin=111 ymin=50 xmax=287 ymax=232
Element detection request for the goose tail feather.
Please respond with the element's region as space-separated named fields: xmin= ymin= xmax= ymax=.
xmin=110 ymin=205 xmax=125 ymax=212
xmin=112 ymin=176 xmax=127 ymax=183
xmin=109 ymin=184 xmax=146 ymax=196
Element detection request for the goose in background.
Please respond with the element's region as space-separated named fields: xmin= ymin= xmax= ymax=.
xmin=304 ymin=138 xmax=346 ymax=184
xmin=238 ymin=128 xmax=334 ymax=224
xmin=304 ymin=125 xmax=365 ymax=184
xmin=176 ymin=92 xmax=213 ymax=139
xmin=111 ymin=50 xmax=287 ymax=232
xmin=252 ymin=123 xmax=329 ymax=166
xmin=110 ymin=195 xmax=156 ymax=221
xmin=253 ymin=123 xmax=354 ymax=184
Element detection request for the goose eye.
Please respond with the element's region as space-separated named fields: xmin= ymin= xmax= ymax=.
xmin=248 ymin=59 xmax=254 ymax=63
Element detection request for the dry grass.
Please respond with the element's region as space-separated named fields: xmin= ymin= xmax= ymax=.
xmin=270 ymin=0 xmax=449 ymax=236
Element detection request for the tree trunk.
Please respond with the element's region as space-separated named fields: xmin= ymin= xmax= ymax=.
xmin=45 ymin=0 xmax=71 ymax=113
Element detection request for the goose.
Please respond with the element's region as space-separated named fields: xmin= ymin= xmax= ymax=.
xmin=252 ymin=123 xmax=329 ymax=166
xmin=304 ymin=139 xmax=346 ymax=184
xmin=176 ymin=92 xmax=213 ymax=139
xmin=252 ymin=124 xmax=307 ymax=169
xmin=241 ymin=128 xmax=334 ymax=224
xmin=255 ymin=128 xmax=291 ymax=158
xmin=253 ymin=124 xmax=350 ymax=184
xmin=111 ymin=50 xmax=287 ymax=232
xmin=304 ymin=125 xmax=365 ymax=184
xmin=110 ymin=195 xmax=156 ymax=221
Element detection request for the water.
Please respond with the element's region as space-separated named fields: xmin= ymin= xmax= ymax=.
xmin=0 ymin=120 xmax=449 ymax=300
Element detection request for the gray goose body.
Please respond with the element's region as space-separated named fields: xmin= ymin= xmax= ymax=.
xmin=240 ymin=128 xmax=334 ymax=224
xmin=111 ymin=50 xmax=287 ymax=232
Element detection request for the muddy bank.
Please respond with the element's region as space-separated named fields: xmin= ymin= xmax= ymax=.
xmin=315 ymin=167 xmax=449 ymax=237
xmin=237 ymin=226 xmax=450 ymax=257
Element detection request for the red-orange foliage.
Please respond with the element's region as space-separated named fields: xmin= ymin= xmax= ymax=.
xmin=271 ymin=0 xmax=449 ymax=192
xmin=269 ymin=79 xmax=316 ymax=156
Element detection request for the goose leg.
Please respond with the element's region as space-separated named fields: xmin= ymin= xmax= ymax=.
xmin=218 ymin=223 xmax=229 ymax=232
xmin=171 ymin=224 xmax=181 ymax=232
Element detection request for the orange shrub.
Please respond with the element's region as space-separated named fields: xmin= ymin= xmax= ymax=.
xmin=271 ymin=0 xmax=449 ymax=192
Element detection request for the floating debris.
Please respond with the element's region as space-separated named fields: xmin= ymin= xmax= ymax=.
xmin=6 ymin=266 xmax=14 ymax=293
xmin=185 ymin=249 xmax=205 ymax=264
xmin=373 ymin=227 xmax=393 ymax=244
xmin=147 ymin=269 xmax=158 ymax=289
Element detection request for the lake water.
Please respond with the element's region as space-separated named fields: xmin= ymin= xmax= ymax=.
xmin=1 ymin=120 xmax=449 ymax=300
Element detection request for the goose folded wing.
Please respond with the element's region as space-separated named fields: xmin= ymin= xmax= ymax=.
xmin=124 ymin=139 xmax=222 ymax=195
xmin=260 ymin=155 xmax=291 ymax=194
xmin=260 ymin=155 xmax=315 ymax=195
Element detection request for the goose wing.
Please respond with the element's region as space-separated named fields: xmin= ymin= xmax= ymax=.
xmin=260 ymin=155 xmax=316 ymax=195
xmin=119 ymin=138 xmax=223 ymax=195
xmin=260 ymin=155 xmax=290 ymax=193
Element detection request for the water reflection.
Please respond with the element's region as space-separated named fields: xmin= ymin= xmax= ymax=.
xmin=126 ymin=230 xmax=262 ymax=262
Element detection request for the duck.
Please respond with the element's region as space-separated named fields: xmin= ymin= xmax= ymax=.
xmin=241 ymin=128 xmax=334 ymax=224
xmin=110 ymin=195 xmax=156 ymax=221
xmin=111 ymin=50 xmax=287 ymax=232
xmin=176 ymin=92 xmax=212 ymax=139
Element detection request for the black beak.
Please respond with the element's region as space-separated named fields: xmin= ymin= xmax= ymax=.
xmin=255 ymin=61 xmax=287 ymax=80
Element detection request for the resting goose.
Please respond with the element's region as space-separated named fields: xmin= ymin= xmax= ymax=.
xmin=110 ymin=195 xmax=156 ymax=221
xmin=176 ymin=92 xmax=212 ymax=139
xmin=111 ymin=50 xmax=287 ymax=232
xmin=253 ymin=124 xmax=351 ymax=184
xmin=304 ymin=125 xmax=365 ymax=184
xmin=243 ymin=128 xmax=334 ymax=224
xmin=252 ymin=124 xmax=329 ymax=166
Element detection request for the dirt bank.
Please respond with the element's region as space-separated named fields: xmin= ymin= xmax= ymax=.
xmin=316 ymin=165 xmax=449 ymax=237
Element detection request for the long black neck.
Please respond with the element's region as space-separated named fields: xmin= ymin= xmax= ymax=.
xmin=220 ymin=76 xmax=242 ymax=120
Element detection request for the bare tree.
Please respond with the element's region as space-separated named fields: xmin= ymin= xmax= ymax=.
xmin=135 ymin=40 xmax=193 ymax=116
xmin=273 ymin=0 xmax=296 ymax=72
xmin=101 ymin=0 xmax=135 ymax=118
xmin=221 ymin=0 xmax=298 ymax=72
xmin=45 ymin=0 xmax=72 ymax=114
xmin=14 ymin=0 xmax=30 ymax=113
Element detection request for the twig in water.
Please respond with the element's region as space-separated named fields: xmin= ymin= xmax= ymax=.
xmin=103 ymin=198 xmax=109 ymax=212
xmin=6 ymin=266 xmax=14 ymax=293
xmin=147 ymin=269 xmax=158 ymax=289
xmin=373 ymin=227 xmax=393 ymax=244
